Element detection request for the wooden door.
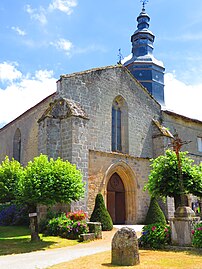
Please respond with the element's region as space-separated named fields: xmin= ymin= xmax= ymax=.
xmin=107 ymin=173 xmax=125 ymax=224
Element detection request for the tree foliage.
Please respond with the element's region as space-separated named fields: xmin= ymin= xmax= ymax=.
xmin=0 ymin=156 xmax=23 ymax=203
xmin=0 ymin=154 xmax=85 ymax=241
xmin=17 ymin=155 xmax=85 ymax=208
xmin=145 ymin=150 xmax=202 ymax=200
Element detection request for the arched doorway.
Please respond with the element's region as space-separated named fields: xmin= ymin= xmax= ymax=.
xmin=107 ymin=173 xmax=126 ymax=224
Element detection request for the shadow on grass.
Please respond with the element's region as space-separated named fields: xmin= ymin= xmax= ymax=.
xmin=0 ymin=226 xmax=60 ymax=256
xmin=0 ymin=237 xmax=56 ymax=256
xmin=163 ymin=246 xmax=202 ymax=256
xmin=101 ymin=264 xmax=119 ymax=267
xmin=139 ymin=247 xmax=202 ymax=258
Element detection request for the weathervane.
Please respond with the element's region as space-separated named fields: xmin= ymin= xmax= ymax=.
xmin=141 ymin=0 xmax=149 ymax=10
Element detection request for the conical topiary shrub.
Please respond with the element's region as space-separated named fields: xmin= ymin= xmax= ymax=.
xmin=145 ymin=197 xmax=166 ymax=225
xmin=90 ymin=193 xmax=113 ymax=231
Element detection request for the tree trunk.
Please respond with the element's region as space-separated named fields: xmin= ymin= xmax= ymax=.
xmin=28 ymin=205 xmax=40 ymax=242
xmin=174 ymin=194 xmax=189 ymax=210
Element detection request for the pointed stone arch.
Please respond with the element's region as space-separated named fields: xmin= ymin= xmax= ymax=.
xmin=103 ymin=161 xmax=138 ymax=224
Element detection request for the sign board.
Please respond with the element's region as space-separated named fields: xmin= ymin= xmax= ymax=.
xmin=29 ymin=213 xmax=37 ymax=217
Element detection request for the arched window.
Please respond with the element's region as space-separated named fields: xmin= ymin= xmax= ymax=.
xmin=13 ymin=128 xmax=21 ymax=162
xmin=111 ymin=96 xmax=128 ymax=153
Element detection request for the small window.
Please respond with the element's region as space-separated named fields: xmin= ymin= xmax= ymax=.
xmin=112 ymin=106 xmax=122 ymax=151
xmin=13 ymin=128 xmax=21 ymax=162
xmin=111 ymin=96 xmax=128 ymax=154
xmin=197 ymin=137 xmax=202 ymax=152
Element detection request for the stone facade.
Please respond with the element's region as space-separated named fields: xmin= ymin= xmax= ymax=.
xmin=88 ymin=150 xmax=151 ymax=224
xmin=37 ymin=66 xmax=161 ymax=219
xmin=0 ymin=65 xmax=201 ymax=224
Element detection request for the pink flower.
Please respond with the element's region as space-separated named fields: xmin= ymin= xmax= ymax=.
xmin=191 ymin=230 xmax=195 ymax=235
xmin=152 ymin=226 xmax=156 ymax=231
xmin=164 ymin=228 xmax=168 ymax=232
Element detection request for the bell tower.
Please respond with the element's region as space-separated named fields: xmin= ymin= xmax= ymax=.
xmin=124 ymin=1 xmax=165 ymax=105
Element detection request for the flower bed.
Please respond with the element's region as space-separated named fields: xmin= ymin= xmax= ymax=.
xmin=46 ymin=211 xmax=89 ymax=239
xmin=138 ymin=223 xmax=171 ymax=249
xmin=192 ymin=222 xmax=202 ymax=248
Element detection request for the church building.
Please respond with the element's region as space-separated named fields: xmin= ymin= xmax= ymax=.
xmin=0 ymin=5 xmax=202 ymax=224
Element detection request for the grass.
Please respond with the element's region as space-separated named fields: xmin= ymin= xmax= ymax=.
xmin=47 ymin=249 xmax=202 ymax=269
xmin=0 ymin=226 xmax=79 ymax=256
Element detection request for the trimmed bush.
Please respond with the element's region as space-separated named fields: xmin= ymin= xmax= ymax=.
xmin=145 ymin=197 xmax=166 ymax=225
xmin=90 ymin=193 xmax=113 ymax=231
xmin=139 ymin=223 xmax=171 ymax=249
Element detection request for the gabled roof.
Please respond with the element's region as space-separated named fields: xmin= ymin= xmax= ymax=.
xmin=163 ymin=110 xmax=202 ymax=124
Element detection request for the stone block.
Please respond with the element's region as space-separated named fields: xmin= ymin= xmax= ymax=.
xmin=79 ymin=233 xmax=95 ymax=242
xmin=170 ymin=207 xmax=200 ymax=246
xmin=111 ymin=227 xmax=140 ymax=266
xmin=87 ymin=222 xmax=102 ymax=239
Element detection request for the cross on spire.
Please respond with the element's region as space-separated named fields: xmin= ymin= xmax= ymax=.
xmin=141 ymin=0 xmax=149 ymax=10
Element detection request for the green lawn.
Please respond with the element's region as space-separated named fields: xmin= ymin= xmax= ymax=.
xmin=0 ymin=226 xmax=78 ymax=256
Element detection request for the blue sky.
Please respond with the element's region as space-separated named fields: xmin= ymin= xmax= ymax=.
xmin=0 ymin=0 xmax=202 ymax=127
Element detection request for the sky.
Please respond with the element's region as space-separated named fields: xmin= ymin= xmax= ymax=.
xmin=0 ymin=0 xmax=202 ymax=128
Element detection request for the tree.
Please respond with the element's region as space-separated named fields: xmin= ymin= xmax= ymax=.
xmin=144 ymin=150 xmax=202 ymax=209
xmin=0 ymin=156 xmax=23 ymax=203
xmin=0 ymin=155 xmax=85 ymax=241
xmin=145 ymin=197 xmax=166 ymax=225
xmin=90 ymin=193 xmax=113 ymax=231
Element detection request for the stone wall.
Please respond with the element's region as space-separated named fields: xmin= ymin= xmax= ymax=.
xmin=57 ymin=66 xmax=161 ymax=159
xmin=162 ymin=111 xmax=202 ymax=164
xmin=45 ymin=65 xmax=162 ymax=214
xmin=88 ymin=150 xmax=151 ymax=224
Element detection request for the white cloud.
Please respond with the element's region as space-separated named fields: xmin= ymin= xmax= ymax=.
xmin=51 ymin=38 xmax=73 ymax=55
xmin=11 ymin=26 xmax=26 ymax=36
xmin=25 ymin=4 xmax=47 ymax=25
xmin=164 ymin=72 xmax=202 ymax=121
xmin=0 ymin=62 xmax=22 ymax=82
xmin=0 ymin=64 xmax=56 ymax=127
xmin=49 ymin=0 xmax=77 ymax=15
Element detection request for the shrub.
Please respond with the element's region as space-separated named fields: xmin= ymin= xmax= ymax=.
xmin=45 ymin=211 xmax=89 ymax=239
xmin=192 ymin=222 xmax=202 ymax=248
xmin=66 ymin=210 xmax=87 ymax=221
xmin=145 ymin=197 xmax=166 ymax=225
xmin=90 ymin=193 xmax=113 ymax=231
xmin=39 ymin=210 xmax=62 ymax=233
xmin=46 ymin=213 xmax=69 ymax=236
xmin=138 ymin=223 xmax=171 ymax=249
xmin=0 ymin=204 xmax=29 ymax=226
xmin=60 ymin=220 xmax=88 ymax=239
